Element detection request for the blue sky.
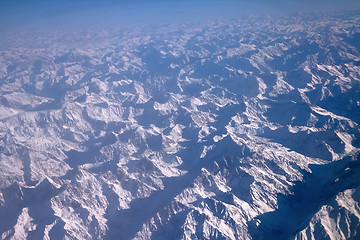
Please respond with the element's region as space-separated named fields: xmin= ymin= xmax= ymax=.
xmin=1 ymin=0 xmax=360 ymax=32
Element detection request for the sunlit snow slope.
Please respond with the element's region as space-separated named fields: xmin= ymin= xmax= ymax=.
xmin=0 ymin=11 xmax=360 ymax=240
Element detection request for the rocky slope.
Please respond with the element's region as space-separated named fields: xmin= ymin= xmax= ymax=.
xmin=0 ymin=10 xmax=360 ymax=240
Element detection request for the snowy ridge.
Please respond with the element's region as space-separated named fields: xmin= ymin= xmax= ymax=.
xmin=0 ymin=11 xmax=360 ymax=239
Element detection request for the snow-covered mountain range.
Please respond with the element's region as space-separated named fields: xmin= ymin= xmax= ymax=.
xmin=0 ymin=10 xmax=360 ymax=240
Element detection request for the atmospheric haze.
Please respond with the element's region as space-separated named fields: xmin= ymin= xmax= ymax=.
xmin=1 ymin=0 xmax=360 ymax=32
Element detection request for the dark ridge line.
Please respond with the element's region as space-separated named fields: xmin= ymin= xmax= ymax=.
xmin=248 ymin=151 xmax=360 ymax=240
xmin=105 ymin=134 xmax=250 ymax=240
